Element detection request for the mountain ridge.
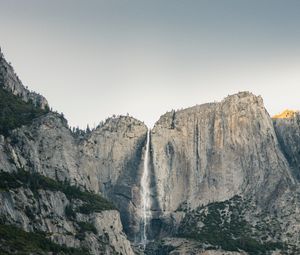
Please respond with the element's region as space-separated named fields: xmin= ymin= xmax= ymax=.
xmin=1 ymin=49 xmax=300 ymax=254
xmin=273 ymin=110 xmax=298 ymax=119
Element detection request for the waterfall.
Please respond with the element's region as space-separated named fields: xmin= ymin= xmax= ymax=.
xmin=140 ymin=129 xmax=151 ymax=249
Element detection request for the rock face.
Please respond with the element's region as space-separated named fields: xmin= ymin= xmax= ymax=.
xmin=80 ymin=117 xmax=147 ymax=238
xmin=0 ymin=185 xmax=134 ymax=254
xmin=273 ymin=109 xmax=298 ymax=119
xmin=151 ymin=92 xmax=293 ymax=214
xmin=0 ymin=48 xmax=48 ymax=109
xmin=273 ymin=112 xmax=300 ymax=180
xmin=1 ymin=48 xmax=300 ymax=254
xmin=148 ymin=93 xmax=300 ymax=254
xmin=0 ymin=112 xmax=148 ymax=240
xmin=3 ymin=113 xmax=147 ymax=194
xmin=0 ymin=50 xmax=141 ymax=254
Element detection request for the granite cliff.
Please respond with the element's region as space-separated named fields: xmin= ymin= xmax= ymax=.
xmin=1 ymin=49 xmax=300 ymax=254
xmin=0 ymin=48 xmax=48 ymax=110
xmin=151 ymin=93 xmax=293 ymax=213
xmin=0 ymin=50 xmax=137 ymax=254
xmin=273 ymin=111 xmax=300 ymax=180
xmin=146 ymin=94 xmax=299 ymax=254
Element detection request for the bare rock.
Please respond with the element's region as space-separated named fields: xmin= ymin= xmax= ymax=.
xmin=0 ymin=49 xmax=48 ymax=109
xmin=151 ymin=92 xmax=293 ymax=214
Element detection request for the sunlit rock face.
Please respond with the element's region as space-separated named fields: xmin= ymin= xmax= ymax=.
xmin=273 ymin=109 xmax=298 ymax=119
xmin=151 ymin=92 xmax=293 ymax=214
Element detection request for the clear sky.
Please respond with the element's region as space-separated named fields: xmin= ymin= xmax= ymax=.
xmin=0 ymin=0 xmax=300 ymax=128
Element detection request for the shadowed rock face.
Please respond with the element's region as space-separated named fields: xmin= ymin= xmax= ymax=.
xmin=1 ymin=113 xmax=148 ymax=240
xmin=151 ymin=92 xmax=293 ymax=215
xmin=0 ymin=49 xmax=148 ymax=244
xmin=80 ymin=117 xmax=148 ymax=238
xmin=273 ymin=112 xmax=300 ymax=180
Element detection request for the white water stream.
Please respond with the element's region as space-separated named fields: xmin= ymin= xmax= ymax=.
xmin=140 ymin=129 xmax=151 ymax=249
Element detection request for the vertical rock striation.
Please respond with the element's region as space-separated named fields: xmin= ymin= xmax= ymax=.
xmin=80 ymin=116 xmax=148 ymax=238
xmin=0 ymin=113 xmax=148 ymax=240
xmin=151 ymin=92 xmax=294 ymax=215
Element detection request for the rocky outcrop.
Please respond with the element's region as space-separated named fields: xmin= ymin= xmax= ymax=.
xmin=151 ymin=92 xmax=293 ymax=215
xmin=147 ymin=92 xmax=300 ymax=254
xmin=273 ymin=112 xmax=300 ymax=180
xmin=0 ymin=183 xmax=134 ymax=254
xmin=0 ymin=48 xmax=48 ymax=109
xmin=273 ymin=109 xmax=298 ymax=119
xmin=0 ymin=112 xmax=148 ymax=240
xmin=80 ymin=116 xmax=147 ymax=238
xmin=0 ymin=49 xmax=145 ymax=251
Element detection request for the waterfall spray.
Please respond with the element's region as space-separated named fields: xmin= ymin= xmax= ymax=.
xmin=140 ymin=129 xmax=151 ymax=249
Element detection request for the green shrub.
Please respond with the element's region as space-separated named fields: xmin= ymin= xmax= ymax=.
xmin=177 ymin=196 xmax=285 ymax=254
xmin=75 ymin=221 xmax=98 ymax=241
xmin=65 ymin=205 xmax=76 ymax=219
xmin=62 ymin=184 xmax=116 ymax=213
xmin=77 ymin=221 xmax=98 ymax=235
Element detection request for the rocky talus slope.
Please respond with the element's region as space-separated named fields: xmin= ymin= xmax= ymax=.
xmin=1 ymin=49 xmax=300 ymax=254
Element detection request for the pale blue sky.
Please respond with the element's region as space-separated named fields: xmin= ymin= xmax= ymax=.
xmin=1 ymin=0 xmax=300 ymax=128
